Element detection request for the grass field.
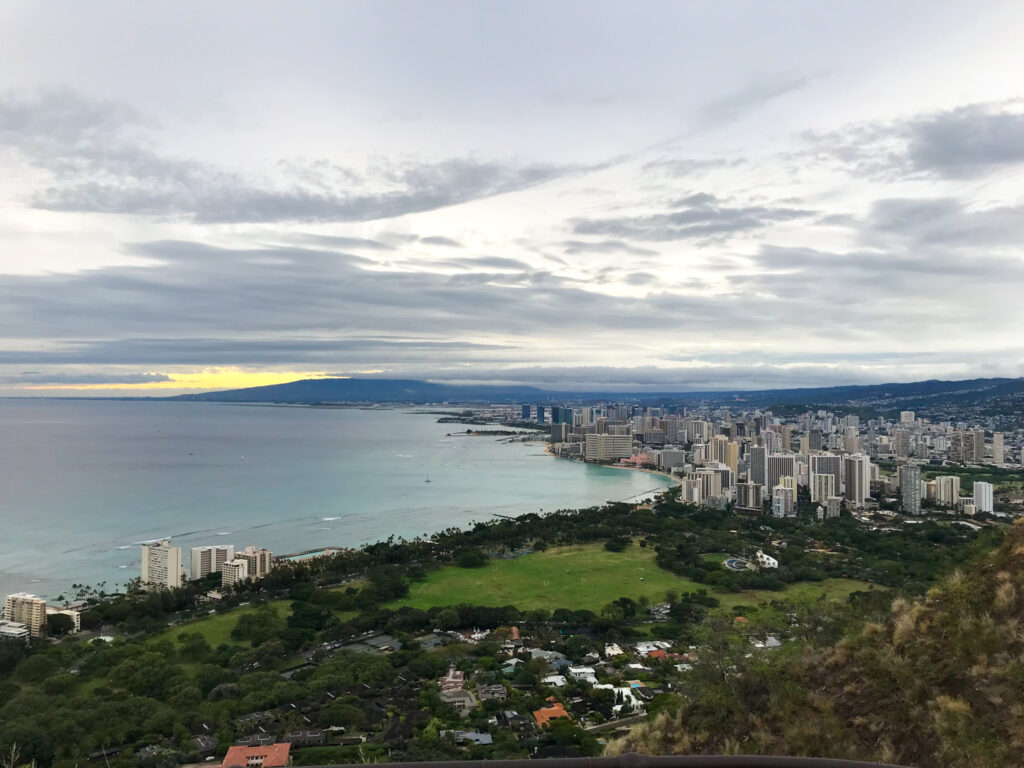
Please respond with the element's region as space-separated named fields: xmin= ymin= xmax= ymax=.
xmin=700 ymin=552 xmax=730 ymax=564
xmin=390 ymin=543 xmax=876 ymax=613
xmin=154 ymin=599 xmax=292 ymax=648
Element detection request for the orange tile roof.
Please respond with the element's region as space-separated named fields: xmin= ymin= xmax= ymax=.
xmin=647 ymin=649 xmax=668 ymax=660
xmin=222 ymin=743 xmax=291 ymax=768
xmin=533 ymin=702 xmax=571 ymax=728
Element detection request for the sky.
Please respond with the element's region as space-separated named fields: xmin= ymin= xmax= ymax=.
xmin=1 ymin=1 xmax=1023 ymax=395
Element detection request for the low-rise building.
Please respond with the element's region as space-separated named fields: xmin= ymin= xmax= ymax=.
xmin=439 ymin=688 xmax=477 ymax=716
xmin=0 ymin=620 xmax=30 ymax=643
xmin=533 ymin=701 xmax=571 ymax=728
xmin=222 ymin=743 xmax=290 ymax=768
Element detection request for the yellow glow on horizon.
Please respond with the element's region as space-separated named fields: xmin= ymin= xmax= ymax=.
xmin=24 ymin=369 xmax=341 ymax=391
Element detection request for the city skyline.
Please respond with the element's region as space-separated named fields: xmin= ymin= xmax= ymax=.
xmin=2 ymin=2 xmax=1024 ymax=395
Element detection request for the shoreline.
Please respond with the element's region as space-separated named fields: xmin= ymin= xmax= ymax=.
xmin=542 ymin=441 xmax=680 ymax=487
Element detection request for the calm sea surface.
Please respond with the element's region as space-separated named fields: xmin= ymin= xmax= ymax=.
xmin=0 ymin=399 xmax=672 ymax=599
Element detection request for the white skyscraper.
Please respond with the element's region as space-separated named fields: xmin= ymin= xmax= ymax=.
xmin=899 ymin=464 xmax=921 ymax=515
xmin=843 ymin=453 xmax=871 ymax=508
xmin=191 ymin=545 xmax=235 ymax=580
xmin=221 ymin=558 xmax=250 ymax=588
xmin=142 ymin=539 xmax=183 ymax=589
xmin=974 ymin=481 xmax=994 ymax=513
xmin=992 ymin=433 xmax=1005 ymax=466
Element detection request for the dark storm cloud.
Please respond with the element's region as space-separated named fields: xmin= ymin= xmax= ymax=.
xmin=1 ymin=88 xmax=580 ymax=223
xmin=804 ymin=102 xmax=1024 ymax=180
xmin=570 ymin=193 xmax=813 ymax=242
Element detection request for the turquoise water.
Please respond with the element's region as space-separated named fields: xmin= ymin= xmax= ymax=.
xmin=0 ymin=400 xmax=672 ymax=599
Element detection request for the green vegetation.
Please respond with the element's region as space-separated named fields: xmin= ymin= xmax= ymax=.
xmin=609 ymin=522 xmax=1024 ymax=768
xmin=391 ymin=544 xmax=703 ymax=611
xmin=390 ymin=543 xmax=875 ymax=612
xmin=0 ymin=488 xmax=1000 ymax=768
xmin=154 ymin=600 xmax=291 ymax=648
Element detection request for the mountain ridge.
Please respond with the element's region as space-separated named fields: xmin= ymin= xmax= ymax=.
xmin=169 ymin=375 xmax=1024 ymax=408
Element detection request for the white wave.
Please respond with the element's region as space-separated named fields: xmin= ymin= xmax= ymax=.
xmin=321 ymin=517 xmax=340 ymax=521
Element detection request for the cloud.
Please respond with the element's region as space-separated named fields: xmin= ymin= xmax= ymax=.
xmin=693 ymin=77 xmax=811 ymax=131
xmin=1 ymin=371 xmax=173 ymax=385
xmin=570 ymin=193 xmax=813 ymax=242
xmin=561 ymin=239 xmax=658 ymax=256
xmin=803 ymin=101 xmax=1024 ymax=180
xmin=1 ymin=88 xmax=581 ymax=223
xmin=419 ymin=235 xmax=461 ymax=247
xmin=907 ymin=103 xmax=1024 ymax=178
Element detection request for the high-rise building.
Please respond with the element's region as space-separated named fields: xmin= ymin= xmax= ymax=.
xmin=536 ymin=406 xmax=546 ymax=424
xmin=3 ymin=593 xmax=46 ymax=638
xmin=973 ymin=429 xmax=986 ymax=463
xmin=809 ymin=430 xmax=823 ymax=451
xmin=584 ymin=433 xmax=632 ymax=461
xmin=993 ymin=432 xmax=1005 ymax=465
xmin=900 ymin=411 xmax=915 ymax=424
xmin=899 ymin=464 xmax=921 ymax=515
xmin=771 ymin=485 xmax=795 ymax=517
xmin=799 ymin=435 xmax=810 ymax=455
xmin=191 ymin=545 xmax=235 ymax=581
xmin=141 ymin=539 xmax=183 ymax=589
xmin=749 ymin=446 xmax=767 ymax=487
xmin=974 ymin=481 xmax=994 ymax=513
xmin=766 ymin=453 xmax=796 ymax=496
xmin=826 ymin=496 xmax=843 ymax=518
xmin=521 ymin=405 xmax=530 ymax=420
xmin=843 ymin=453 xmax=871 ymax=508
xmin=843 ymin=426 xmax=860 ymax=454
xmin=708 ymin=435 xmax=738 ymax=473
xmin=812 ymin=473 xmax=836 ymax=503
xmin=695 ymin=468 xmax=724 ymax=502
xmin=810 ymin=453 xmax=842 ymax=502
xmin=736 ymin=482 xmax=763 ymax=511
xmin=238 ymin=546 xmax=274 ymax=579
xmin=680 ymin=478 xmax=703 ymax=505
xmin=780 ymin=425 xmax=793 ymax=452
xmin=221 ymin=558 xmax=250 ymax=588
xmin=935 ymin=475 xmax=961 ymax=507
xmin=893 ymin=429 xmax=910 ymax=458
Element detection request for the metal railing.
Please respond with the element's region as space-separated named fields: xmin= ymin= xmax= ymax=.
xmin=299 ymin=752 xmax=908 ymax=768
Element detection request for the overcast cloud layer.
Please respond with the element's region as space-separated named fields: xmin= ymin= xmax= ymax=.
xmin=1 ymin=1 xmax=1023 ymax=394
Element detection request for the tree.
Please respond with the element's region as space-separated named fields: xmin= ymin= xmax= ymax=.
xmin=454 ymin=548 xmax=487 ymax=568
xmin=46 ymin=613 xmax=75 ymax=636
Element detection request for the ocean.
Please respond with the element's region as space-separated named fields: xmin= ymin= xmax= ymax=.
xmin=0 ymin=399 xmax=673 ymax=599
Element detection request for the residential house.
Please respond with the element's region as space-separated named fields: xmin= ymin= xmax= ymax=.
xmin=221 ymin=743 xmax=291 ymax=768
xmin=476 ymin=684 xmax=507 ymax=702
xmin=440 ymin=730 xmax=494 ymax=746
xmin=440 ymin=688 xmax=477 ymax=716
xmin=533 ymin=700 xmax=572 ymax=728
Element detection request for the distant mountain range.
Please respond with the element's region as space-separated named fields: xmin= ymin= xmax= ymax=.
xmin=172 ymin=375 xmax=1024 ymax=410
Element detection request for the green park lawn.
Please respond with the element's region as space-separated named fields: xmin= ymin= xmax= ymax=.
xmin=153 ymin=599 xmax=292 ymax=648
xmin=389 ymin=543 xmax=876 ymax=613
